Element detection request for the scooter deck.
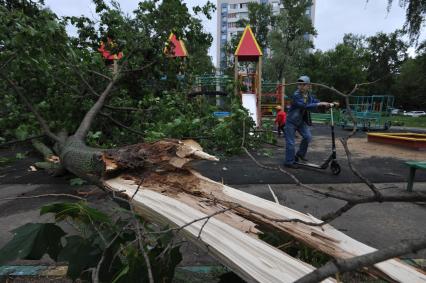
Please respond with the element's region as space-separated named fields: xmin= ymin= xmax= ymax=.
xmin=295 ymin=161 xmax=328 ymax=169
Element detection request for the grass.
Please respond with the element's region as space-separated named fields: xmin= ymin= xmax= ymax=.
xmin=385 ymin=115 xmax=426 ymax=128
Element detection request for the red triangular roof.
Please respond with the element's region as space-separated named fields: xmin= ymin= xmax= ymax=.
xmin=235 ymin=26 xmax=262 ymax=59
xmin=98 ymin=38 xmax=123 ymax=60
xmin=164 ymin=33 xmax=188 ymax=57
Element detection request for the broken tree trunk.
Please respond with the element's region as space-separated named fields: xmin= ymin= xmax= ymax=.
xmin=97 ymin=139 xmax=426 ymax=283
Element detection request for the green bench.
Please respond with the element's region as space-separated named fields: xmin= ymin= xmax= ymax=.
xmin=404 ymin=161 xmax=426 ymax=192
xmin=311 ymin=113 xmax=331 ymax=124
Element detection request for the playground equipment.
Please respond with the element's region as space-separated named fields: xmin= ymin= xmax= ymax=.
xmin=367 ymin=133 xmax=426 ymax=150
xmin=339 ymin=95 xmax=394 ymax=131
xmin=234 ymin=26 xmax=263 ymax=126
xmin=98 ymin=37 xmax=123 ymax=74
xmin=191 ymin=75 xmax=233 ymax=97
xmin=261 ymin=82 xmax=286 ymax=117
xmin=189 ymin=75 xmax=234 ymax=115
xmin=164 ymin=33 xmax=188 ymax=57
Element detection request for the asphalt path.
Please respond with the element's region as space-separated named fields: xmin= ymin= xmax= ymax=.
xmin=194 ymin=125 xmax=426 ymax=185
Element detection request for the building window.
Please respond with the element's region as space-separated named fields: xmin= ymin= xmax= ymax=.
xmin=221 ymin=34 xmax=227 ymax=40
xmin=230 ymin=4 xmax=237 ymax=9
xmin=238 ymin=12 xmax=248 ymax=18
xmin=228 ymin=13 xmax=237 ymax=18
xmin=228 ymin=22 xmax=238 ymax=28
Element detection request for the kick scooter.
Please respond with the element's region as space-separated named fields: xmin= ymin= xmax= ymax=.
xmin=295 ymin=103 xmax=341 ymax=175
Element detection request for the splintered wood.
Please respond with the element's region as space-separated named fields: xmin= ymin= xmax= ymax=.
xmin=103 ymin=139 xmax=426 ymax=283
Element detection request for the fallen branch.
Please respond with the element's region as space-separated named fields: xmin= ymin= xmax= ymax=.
xmin=100 ymin=111 xmax=145 ymax=137
xmin=0 ymin=134 xmax=45 ymax=148
xmin=295 ymin=235 xmax=426 ymax=283
xmin=0 ymin=193 xmax=86 ymax=201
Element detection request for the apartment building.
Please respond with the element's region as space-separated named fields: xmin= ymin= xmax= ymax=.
xmin=216 ymin=0 xmax=316 ymax=70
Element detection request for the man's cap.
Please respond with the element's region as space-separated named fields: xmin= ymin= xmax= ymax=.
xmin=275 ymin=105 xmax=282 ymax=110
xmin=297 ymin=75 xmax=310 ymax=84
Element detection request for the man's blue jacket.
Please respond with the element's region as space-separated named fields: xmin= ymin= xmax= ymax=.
xmin=286 ymin=89 xmax=320 ymax=126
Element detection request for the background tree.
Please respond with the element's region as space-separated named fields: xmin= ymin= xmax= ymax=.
xmin=364 ymin=31 xmax=408 ymax=95
xmin=263 ymin=0 xmax=316 ymax=82
xmin=239 ymin=2 xmax=274 ymax=50
xmin=392 ymin=42 xmax=426 ymax=109
xmin=385 ymin=0 xmax=426 ymax=43
xmin=303 ymin=34 xmax=369 ymax=102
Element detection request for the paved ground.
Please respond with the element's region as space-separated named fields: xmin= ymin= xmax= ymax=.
xmin=0 ymin=124 xmax=425 ymax=271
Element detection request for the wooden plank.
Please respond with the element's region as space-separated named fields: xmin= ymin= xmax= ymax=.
xmin=105 ymin=178 xmax=335 ymax=283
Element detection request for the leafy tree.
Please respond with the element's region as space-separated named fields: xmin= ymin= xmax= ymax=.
xmin=303 ymin=34 xmax=369 ymax=101
xmin=392 ymin=42 xmax=426 ymax=109
xmin=364 ymin=31 xmax=409 ymax=95
xmin=239 ymin=2 xmax=274 ymax=50
xmin=385 ymin=0 xmax=426 ymax=43
xmin=263 ymin=0 xmax=316 ymax=82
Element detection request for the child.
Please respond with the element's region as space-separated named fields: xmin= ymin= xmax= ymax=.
xmin=274 ymin=105 xmax=286 ymax=136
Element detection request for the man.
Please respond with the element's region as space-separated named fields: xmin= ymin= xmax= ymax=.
xmin=274 ymin=105 xmax=286 ymax=136
xmin=284 ymin=75 xmax=331 ymax=168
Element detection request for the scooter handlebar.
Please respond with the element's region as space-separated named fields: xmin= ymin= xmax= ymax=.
xmin=330 ymin=102 xmax=340 ymax=108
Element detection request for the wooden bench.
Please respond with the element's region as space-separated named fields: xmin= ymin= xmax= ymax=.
xmin=404 ymin=161 xmax=426 ymax=191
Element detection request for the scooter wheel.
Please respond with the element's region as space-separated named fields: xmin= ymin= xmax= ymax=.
xmin=330 ymin=161 xmax=341 ymax=175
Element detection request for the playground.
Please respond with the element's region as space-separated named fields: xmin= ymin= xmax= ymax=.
xmin=1 ymin=15 xmax=426 ymax=281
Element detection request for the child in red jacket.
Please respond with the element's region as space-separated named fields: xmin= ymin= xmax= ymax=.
xmin=274 ymin=106 xmax=286 ymax=136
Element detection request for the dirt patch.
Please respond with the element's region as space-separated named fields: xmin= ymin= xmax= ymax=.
xmin=347 ymin=138 xmax=426 ymax=160
xmin=308 ymin=135 xmax=426 ymax=161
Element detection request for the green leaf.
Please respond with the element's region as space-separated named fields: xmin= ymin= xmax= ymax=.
xmin=15 ymin=152 xmax=27 ymax=159
xmin=58 ymin=235 xmax=102 ymax=280
xmin=112 ymin=265 xmax=129 ymax=283
xmin=41 ymin=202 xmax=110 ymax=224
xmin=69 ymin=177 xmax=87 ymax=186
xmin=0 ymin=223 xmax=65 ymax=264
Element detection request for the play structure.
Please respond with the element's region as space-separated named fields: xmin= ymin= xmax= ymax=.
xmin=367 ymin=133 xmax=426 ymax=150
xmin=261 ymin=82 xmax=286 ymax=117
xmin=164 ymin=33 xmax=188 ymax=57
xmin=187 ymin=26 xmax=285 ymax=124
xmin=234 ymin=26 xmax=263 ymax=126
xmin=98 ymin=37 xmax=123 ymax=74
xmin=191 ymin=75 xmax=233 ymax=97
xmin=339 ymin=95 xmax=394 ymax=131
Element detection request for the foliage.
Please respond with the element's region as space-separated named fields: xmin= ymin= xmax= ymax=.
xmin=365 ymin=31 xmax=409 ymax=94
xmin=0 ymin=0 xmax=216 ymax=146
xmin=0 ymin=201 xmax=182 ymax=282
xmin=240 ymin=2 xmax=274 ymax=49
xmin=392 ymin=44 xmax=426 ymax=110
xmin=386 ymin=0 xmax=426 ymax=43
xmin=302 ymin=34 xmax=369 ymax=102
xmin=0 ymin=223 xmax=65 ymax=264
xmin=263 ymin=0 xmax=316 ymax=82
xmin=141 ymin=91 xmax=256 ymax=155
xmin=385 ymin=115 xmax=426 ymax=127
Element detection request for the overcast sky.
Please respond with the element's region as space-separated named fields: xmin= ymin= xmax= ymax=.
xmin=45 ymin=0 xmax=425 ymax=67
